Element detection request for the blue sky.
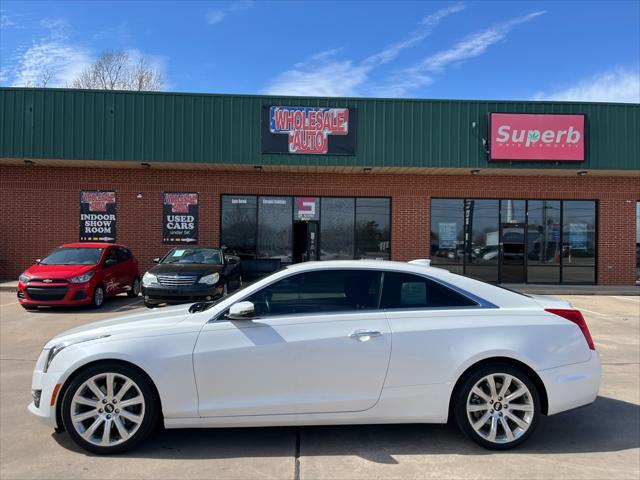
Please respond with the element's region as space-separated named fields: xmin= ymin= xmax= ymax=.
xmin=1 ymin=0 xmax=639 ymax=102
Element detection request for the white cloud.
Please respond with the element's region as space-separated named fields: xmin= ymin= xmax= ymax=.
xmin=206 ymin=10 xmax=225 ymax=25
xmin=533 ymin=67 xmax=640 ymax=104
xmin=263 ymin=3 xmax=465 ymax=97
xmin=1 ymin=17 xmax=92 ymax=87
xmin=377 ymin=11 xmax=545 ymax=97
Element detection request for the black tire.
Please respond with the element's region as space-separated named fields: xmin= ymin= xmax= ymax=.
xmin=127 ymin=277 xmax=141 ymax=298
xmin=91 ymin=285 xmax=105 ymax=309
xmin=60 ymin=362 xmax=159 ymax=455
xmin=144 ymin=301 xmax=156 ymax=309
xmin=453 ymin=362 xmax=540 ymax=450
xmin=21 ymin=304 xmax=38 ymax=311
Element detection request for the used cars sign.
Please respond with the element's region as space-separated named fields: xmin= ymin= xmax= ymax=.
xmin=489 ymin=113 xmax=586 ymax=161
xmin=262 ymin=106 xmax=357 ymax=155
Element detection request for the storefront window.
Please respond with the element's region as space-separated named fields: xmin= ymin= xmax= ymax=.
xmin=221 ymin=195 xmax=257 ymax=258
xmin=355 ymin=198 xmax=391 ymax=259
xmin=465 ymin=199 xmax=499 ymax=283
xmin=562 ymin=201 xmax=596 ymax=284
xmin=429 ymin=198 xmax=597 ymax=284
xmin=320 ymin=198 xmax=355 ymax=260
xmin=527 ymin=200 xmax=561 ymax=283
xmin=430 ymin=199 xmax=464 ymax=274
xmin=257 ymin=196 xmax=293 ymax=262
xmin=636 ymin=201 xmax=640 ymax=282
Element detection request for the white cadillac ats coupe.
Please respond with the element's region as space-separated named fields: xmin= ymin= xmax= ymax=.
xmin=29 ymin=260 xmax=601 ymax=454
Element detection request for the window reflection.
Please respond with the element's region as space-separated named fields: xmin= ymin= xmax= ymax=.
xmin=430 ymin=199 xmax=464 ymax=274
xmin=527 ymin=201 xmax=561 ymax=283
xmin=257 ymin=197 xmax=293 ymax=262
xmin=221 ymin=196 xmax=257 ymax=258
xmin=355 ymin=198 xmax=391 ymax=259
xmin=320 ymin=198 xmax=355 ymax=260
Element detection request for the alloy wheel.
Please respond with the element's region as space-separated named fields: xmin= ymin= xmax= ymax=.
xmin=466 ymin=373 xmax=534 ymax=444
xmin=69 ymin=372 xmax=146 ymax=447
xmin=94 ymin=286 xmax=104 ymax=307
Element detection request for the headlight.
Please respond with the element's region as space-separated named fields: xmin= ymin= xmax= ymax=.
xmin=19 ymin=274 xmax=30 ymax=283
xmin=43 ymin=335 xmax=110 ymax=373
xmin=68 ymin=271 xmax=95 ymax=283
xmin=142 ymin=272 xmax=158 ymax=286
xmin=198 ymin=273 xmax=220 ymax=285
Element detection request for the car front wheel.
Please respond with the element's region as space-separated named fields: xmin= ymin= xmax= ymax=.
xmin=127 ymin=277 xmax=141 ymax=298
xmin=454 ymin=363 xmax=540 ymax=450
xmin=91 ymin=285 xmax=105 ymax=309
xmin=60 ymin=363 xmax=159 ymax=454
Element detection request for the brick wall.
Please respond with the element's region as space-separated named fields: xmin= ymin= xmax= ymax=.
xmin=1 ymin=165 xmax=638 ymax=284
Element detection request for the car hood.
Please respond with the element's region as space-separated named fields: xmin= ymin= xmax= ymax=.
xmin=43 ymin=304 xmax=193 ymax=349
xmin=24 ymin=263 xmax=96 ymax=279
xmin=148 ymin=263 xmax=224 ymax=276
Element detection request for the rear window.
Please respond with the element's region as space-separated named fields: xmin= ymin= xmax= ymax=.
xmin=381 ymin=272 xmax=477 ymax=309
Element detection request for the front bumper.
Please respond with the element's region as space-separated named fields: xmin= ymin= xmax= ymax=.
xmin=18 ymin=281 xmax=92 ymax=307
xmin=142 ymin=283 xmax=224 ymax=305
xmin=27 ymin=351 xmax=63 ymax=429
xmin=540 ymin=350 xmax=602 ymax=416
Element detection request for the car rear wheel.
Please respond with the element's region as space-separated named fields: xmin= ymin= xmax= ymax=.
xmin=91 ymin=285 xmax=105 ymax=309
xmin=454 ymin=363 xmax=540 ymax=450
xmin=127 ymin=277 xmax=141 ymax=298
xmin=61 ymin=363 xmax=159 ymax=454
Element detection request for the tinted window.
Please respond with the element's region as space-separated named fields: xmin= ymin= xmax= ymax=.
xmin=257 ymin=196 xmax=292 ymax=262
xmin=246 ymin=269 xmax=382 ymax=316
xmin=527 ymin=200 xmax=561 ymax=283
xmin=105 ymin=249 xmax=118 ymax=264
xmin=221 ymin=195 xmax=258 ymax=258
xmin=465 ymin=199 xmax=499 ymax=283
xmin=562 ymin=200 xmax=596 ymax=284
xmin=381 ymin=272 xmax=477 ymax=309
xmin=320 ymin=198 xmax=355 ymax=260
xmin=115 ymin=247 xmax=131 ymax=262
xmin=430 ymin=199 xmax=464 ymax=274
xmin=355 ymin=198 xmax=391 ymax=259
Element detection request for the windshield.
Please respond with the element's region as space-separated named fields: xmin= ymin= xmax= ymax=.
xmin=162 ymin=248 xmax=223 ymax=265
xmin=41 ymin=248 xmax=103 ymax=265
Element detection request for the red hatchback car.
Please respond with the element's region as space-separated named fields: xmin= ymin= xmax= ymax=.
xmin=17 ymin=243 xmax=141 ymax=310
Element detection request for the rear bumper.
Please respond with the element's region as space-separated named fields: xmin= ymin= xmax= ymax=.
xmin=541 ymin=351 xmax=601 ymax=416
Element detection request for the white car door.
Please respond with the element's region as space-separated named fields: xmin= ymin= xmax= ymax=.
xmin=193 ymin=269 xmax=391 ymax=417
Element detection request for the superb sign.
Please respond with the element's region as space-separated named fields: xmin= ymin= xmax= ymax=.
xmin=262 ymin=106 xmax=357 ymax=155
xmin=489 ymin=113 xmax=586 ymax=161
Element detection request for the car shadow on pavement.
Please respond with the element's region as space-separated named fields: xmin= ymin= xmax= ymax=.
xmin=51 ymin=396 xmax=639 ymax=462
xmin=27 ymin=296 xmax=144 ymax=315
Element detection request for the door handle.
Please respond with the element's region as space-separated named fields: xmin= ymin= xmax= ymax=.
xmin=349 ymin=330 xmax=382 ymax=341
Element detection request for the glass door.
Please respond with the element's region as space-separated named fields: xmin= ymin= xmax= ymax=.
xmin=500 ymin=200 xmax=526 ymax=283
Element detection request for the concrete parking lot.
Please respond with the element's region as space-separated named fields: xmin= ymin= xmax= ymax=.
xmin=0 ymin=292 xmax=638 ymax=480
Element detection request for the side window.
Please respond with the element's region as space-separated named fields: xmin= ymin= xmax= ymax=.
xmin=246 ymin=269 xmax=382 ymax=317
xmin=115 ymin=247 xmax=131 ymax=262
xmin=104 ymin=249 xmax=119 ymax=265
xmin=381 ymin=272 xmax=477 ymax=309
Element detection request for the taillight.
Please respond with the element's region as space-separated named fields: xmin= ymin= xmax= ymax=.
xmin=545 ymin=308 xmax=595 ymax=350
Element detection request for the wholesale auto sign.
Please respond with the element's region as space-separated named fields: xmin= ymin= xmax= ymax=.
xmin=489 ymin=113 xmax=586 ymax=161
xmin=261 ymin=106 xmax=357 ymax=155
xmin=163 ymin=192 xmax=198 ymax=244
xmin=80 ymin=191 xmax=116 ymax=242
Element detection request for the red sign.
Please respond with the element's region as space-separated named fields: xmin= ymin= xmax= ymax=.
xmin=490 ymin=113 xmax=585 ymax=161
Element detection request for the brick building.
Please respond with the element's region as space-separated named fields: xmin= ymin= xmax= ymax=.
xmin=1 ymin=88 xmax=638 ymax=285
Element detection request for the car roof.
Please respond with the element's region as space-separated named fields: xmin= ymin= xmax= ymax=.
xmin=60 ymin=243 xmax=124 ymax=248
xmin=282 ymin=259 xmax=536 ymax=309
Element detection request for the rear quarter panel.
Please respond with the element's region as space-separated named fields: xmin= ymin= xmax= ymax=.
xmin=383 ymin=307 xmax=591 ymax=389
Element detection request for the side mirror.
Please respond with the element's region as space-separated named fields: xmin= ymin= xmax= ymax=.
xmin=35 ymin=258 xmax=41 ymax=264
xmin=153 ymin=257 xmax=161 ymax=263
xmin=226 ymin=301 xmax=255 ymax=320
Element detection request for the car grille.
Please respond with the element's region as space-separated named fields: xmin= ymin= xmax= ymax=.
xmin=157 ymin=274 xmax=199 ymax=287
xmin=25 ymin=287 xmax=68 ymax=301
xmin=29 ymin=278 xmax=67 ymax=284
